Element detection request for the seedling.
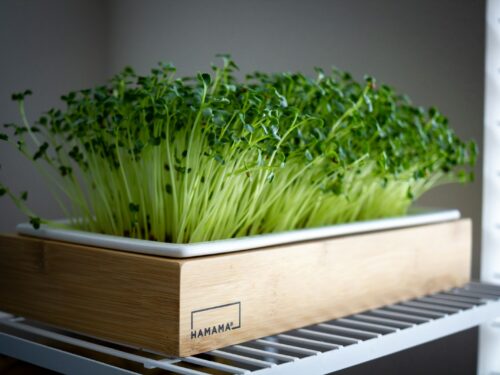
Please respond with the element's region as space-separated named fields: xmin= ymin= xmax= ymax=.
xmin=0 ymin=56 xmax=477 ymax=243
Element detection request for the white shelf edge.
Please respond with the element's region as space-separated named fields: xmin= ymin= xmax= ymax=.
xmin=1 ymin=282 xmax=499 ymax=374
xmin=255 ymin=295 xmax=500 ymax=375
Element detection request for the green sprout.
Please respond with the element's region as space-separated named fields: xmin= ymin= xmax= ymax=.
xmin=0 ymin=56 xmax=477 ymax=243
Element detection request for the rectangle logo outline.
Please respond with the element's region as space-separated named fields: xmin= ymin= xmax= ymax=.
xmin=190 ymin=301 xmax=241 ymax=339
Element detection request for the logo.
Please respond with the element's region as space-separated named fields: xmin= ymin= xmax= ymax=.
xmin=190 ymin=302 xmax=241 ymax=340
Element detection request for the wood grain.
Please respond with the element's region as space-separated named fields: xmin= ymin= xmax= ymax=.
xmin=0 ymin=219 xmax=471 ymax=356
xmin=0 ymin=235 xmax=181 ymax=354
xmin=179 ymin=219 xmax=471 ymax=355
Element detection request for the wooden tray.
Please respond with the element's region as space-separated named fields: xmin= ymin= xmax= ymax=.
xmin=0 ymin=219 xmax=471 ymax=356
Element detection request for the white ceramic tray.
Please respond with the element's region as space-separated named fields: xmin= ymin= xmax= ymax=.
xmin=16 ymin=208 xmax=460 ymax=258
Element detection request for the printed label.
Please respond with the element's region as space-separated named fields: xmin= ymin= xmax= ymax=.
xmin=190 ymin=302 xmax=241 ymax=339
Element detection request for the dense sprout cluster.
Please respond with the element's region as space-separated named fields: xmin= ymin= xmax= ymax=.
xmin=0 ymin=56 xmax=476 ymax=243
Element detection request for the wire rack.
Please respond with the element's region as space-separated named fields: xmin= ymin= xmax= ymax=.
xmin=1 ymin=281 xmax=500 ymax=375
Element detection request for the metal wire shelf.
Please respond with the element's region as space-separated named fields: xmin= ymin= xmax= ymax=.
xmin=1 ymin=281 xmax=500 ymax=375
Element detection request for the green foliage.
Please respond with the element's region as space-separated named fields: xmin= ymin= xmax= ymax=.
xmin=0 ymin=57 xmax=477 ymax=243
xmin=29 ymin=216 xmax=41 ymax=229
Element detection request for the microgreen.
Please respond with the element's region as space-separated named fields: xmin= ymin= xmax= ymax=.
xmin=0 ymin=57 xmax=477 ymax=243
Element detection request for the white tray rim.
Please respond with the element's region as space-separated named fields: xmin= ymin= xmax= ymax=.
xmin=16 ymin=207 xmax=460 ymax=258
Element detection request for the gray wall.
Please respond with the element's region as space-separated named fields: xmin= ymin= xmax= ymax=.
xmin=0 ymin=0 xmax=486 ymax=372
xmin=0 ymin=0 xmax=485 ymax=276
xmin=0 ymin=0 xmax=108 ymax=229
xmin=107 ymin=0 xmax=485 ymax=276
